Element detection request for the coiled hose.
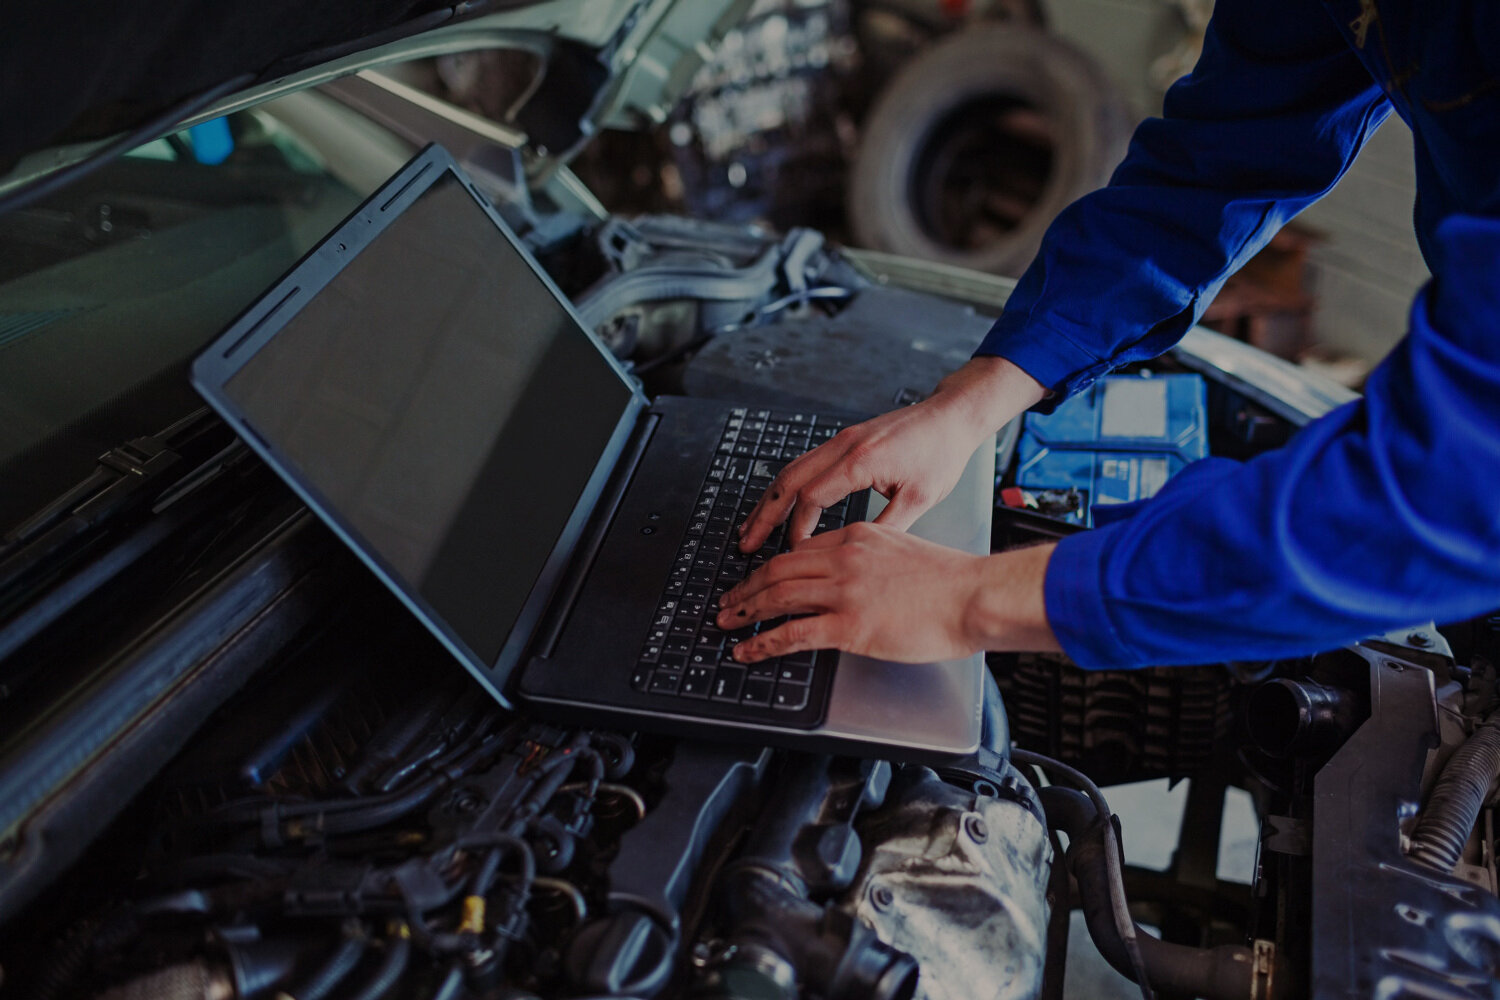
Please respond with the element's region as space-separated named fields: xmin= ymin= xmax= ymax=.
xmin=1409 ymin=712 xmax=1500 ymax=872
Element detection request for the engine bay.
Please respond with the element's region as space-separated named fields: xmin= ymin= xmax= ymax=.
xmin=2 ymin=213 xmax=1499 ymax=1000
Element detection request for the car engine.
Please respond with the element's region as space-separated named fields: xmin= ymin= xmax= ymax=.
xmin=3 ymin=211 xmax=1500 ymax=1000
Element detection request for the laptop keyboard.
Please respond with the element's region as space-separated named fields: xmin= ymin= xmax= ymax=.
xmin=633 ymin=407 xmax=863 ymax=714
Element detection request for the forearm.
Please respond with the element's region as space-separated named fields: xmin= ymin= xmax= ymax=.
xmin=961 ymin=543 xmax=1062 ymax=654
xmin=1047 ymin=215 xmax=1500 ymax=669
xmin=925 ymin=356 xmax=1047 ymax=435
xmin=977 ymin=0 xmax=1388 ymax=405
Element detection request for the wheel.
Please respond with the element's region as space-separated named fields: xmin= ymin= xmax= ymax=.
xmin=848 ymin=22 xmax=1131 ymax=277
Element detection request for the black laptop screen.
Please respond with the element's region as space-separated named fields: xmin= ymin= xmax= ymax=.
xmin=223 ymin=172 xmax=634 ymax=664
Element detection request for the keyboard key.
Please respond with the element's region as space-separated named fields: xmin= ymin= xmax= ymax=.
xmin=741 ymin=677 xmax=774 ymax=706
xmin=640 ymin=644 xmax=663 ymax=662
xmin=681 ymin=667 xmax=714 ymax=698
xmin=778 ymin=663 xmax=813 ymax=685
xmin=712 ymin=665 xmax=745 ymax=701
xmin=657 ymin=653 xmax=687 ymax=673
xmin=631 ymin=665 xmax=653 ymax=691
xmin=663 ymin=635 xmax=692 ymax=655
xmin=773 ymin=683 xmax=811 ymax=711
xmin=783 ymin=649 xmax=818 ymax=667
xmin=650 ymin=671 xmax=682 ymax=695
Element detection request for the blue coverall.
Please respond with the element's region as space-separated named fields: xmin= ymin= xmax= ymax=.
xmin=974 ymin=0 xmax=1500 ymax=669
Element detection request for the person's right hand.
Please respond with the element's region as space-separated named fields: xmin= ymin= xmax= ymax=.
xmin=736 ymin=356 xmax=1047 ymax=552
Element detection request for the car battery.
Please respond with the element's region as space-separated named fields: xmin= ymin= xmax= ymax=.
xmin=1014 ymin=373 xmax=1208 ymax=526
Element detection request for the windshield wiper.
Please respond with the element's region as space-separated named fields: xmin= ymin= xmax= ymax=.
xmin=0 ymin=410 xmax=240 ymax=658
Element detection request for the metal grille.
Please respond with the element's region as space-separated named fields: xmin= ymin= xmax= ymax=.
xmin=994 ymin=652 xmax=1233 ymax=785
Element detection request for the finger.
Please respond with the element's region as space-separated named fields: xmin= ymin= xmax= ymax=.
xmin=723 ymin=579 xmax=837 ymax=629
xmin=717 ymin=550 xmax=836 ymax=622
xmin=737 ymin=441 xmax=849 ymax=552
xmin=789 ymin=526 xmax=850 ymax=552
xmin=784 ymin=458 xmax=870 ymax=544
xmin=734 ymin=613 xmax=844 ymax=663
xmin=871 ymin=485 xmax=936 ymax=533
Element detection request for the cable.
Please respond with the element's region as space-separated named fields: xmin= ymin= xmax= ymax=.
xmin=0 ymin=74 xmax=255 ymax=217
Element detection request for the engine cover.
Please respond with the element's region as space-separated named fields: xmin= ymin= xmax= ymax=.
xmin=843 ymin=767 xmax=1052 ymax=1000
xmin=681 ymin=284 xmax=995 ymax=415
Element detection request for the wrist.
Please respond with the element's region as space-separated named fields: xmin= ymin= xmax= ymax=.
xmin=960 ymin=543 xmax=1061 ymax=653
xmin=929 ymin=356 xmax=1046 ymax=438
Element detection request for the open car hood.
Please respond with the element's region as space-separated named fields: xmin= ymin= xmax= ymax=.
xmin=1 ymin=0 xmax=752 ymax=192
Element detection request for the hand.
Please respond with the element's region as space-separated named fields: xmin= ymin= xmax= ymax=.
xmin=715 ymin=521 xmax=1062 ymax=663
xmin=735 ymin=356 xmax=1045 ymax=553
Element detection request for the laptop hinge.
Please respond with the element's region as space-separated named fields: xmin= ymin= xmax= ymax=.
xmin=532 ymin=411 xmax=660 ymax=658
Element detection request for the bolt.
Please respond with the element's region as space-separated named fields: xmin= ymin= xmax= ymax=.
xmin=973 ymin=779 xmax=998 ymax=798
xmin=964 ymin=814 xmax=989 ymax=844
xmin=871 ymin=884 xmax=894 ymax=911
xmin=1406 ymin=632 xmax=1431 ymax=647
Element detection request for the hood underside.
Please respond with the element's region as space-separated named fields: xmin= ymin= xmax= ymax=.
xmin=2 ymin=0 xmax=474 ymax=169
xmin=2 ymin=0 xmax=750 ymax=180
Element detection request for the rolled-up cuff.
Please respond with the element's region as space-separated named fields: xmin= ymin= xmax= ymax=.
xmin=974 ymin=315 xmax=1103 ymax=413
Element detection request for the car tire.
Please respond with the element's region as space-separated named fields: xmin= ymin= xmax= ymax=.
xmin=848 ymin=22 xmax=1131 ymax=277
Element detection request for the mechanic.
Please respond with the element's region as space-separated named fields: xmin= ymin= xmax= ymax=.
xmin=716 ymin=0 xmax=1500 ymax=670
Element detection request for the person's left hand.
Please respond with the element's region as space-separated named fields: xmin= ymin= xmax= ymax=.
xmin=712 ymin=521 xmax=994 ymax=663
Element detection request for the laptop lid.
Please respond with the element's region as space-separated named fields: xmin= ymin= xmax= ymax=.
xmin=191 ymin=145 xmax=647 ymax=707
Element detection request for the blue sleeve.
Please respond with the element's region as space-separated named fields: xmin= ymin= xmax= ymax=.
xmin=974 ymin=0 xmax=1390 ymax=406
xmin=1047 ymin=214 xmax=1500 ymax=669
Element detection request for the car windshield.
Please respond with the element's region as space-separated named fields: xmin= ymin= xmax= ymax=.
xmin=0 ymin=89 xmax=416 ymax=531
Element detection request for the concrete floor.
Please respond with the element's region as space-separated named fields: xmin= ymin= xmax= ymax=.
xmin=1060 ymin=779 xmax=1260 ymax=999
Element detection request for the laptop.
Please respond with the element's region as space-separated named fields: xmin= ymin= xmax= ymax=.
xmin=192 ymin=144 xmax=989 ymax=762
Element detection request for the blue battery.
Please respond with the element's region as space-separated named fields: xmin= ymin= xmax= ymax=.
xmin=1015 ymin=373 xmax=1208 ymax=526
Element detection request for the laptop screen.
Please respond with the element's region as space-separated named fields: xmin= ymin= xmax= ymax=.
xmin=222 ymin=171 xmax=634 ymax=664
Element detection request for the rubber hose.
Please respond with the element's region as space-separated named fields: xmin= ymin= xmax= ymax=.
xmin=291 ymin=931 xmax=368 ymax=1000
xmin=464 ymin=832 xmax=535 ymax=895
xmin=1409 ymin=713 xmax=1500 ymax=872
xmin=345 ymin=935 xmax=411 ymax=1000
xmin=1039 ymin=787 xmax=1268 ymax=1000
